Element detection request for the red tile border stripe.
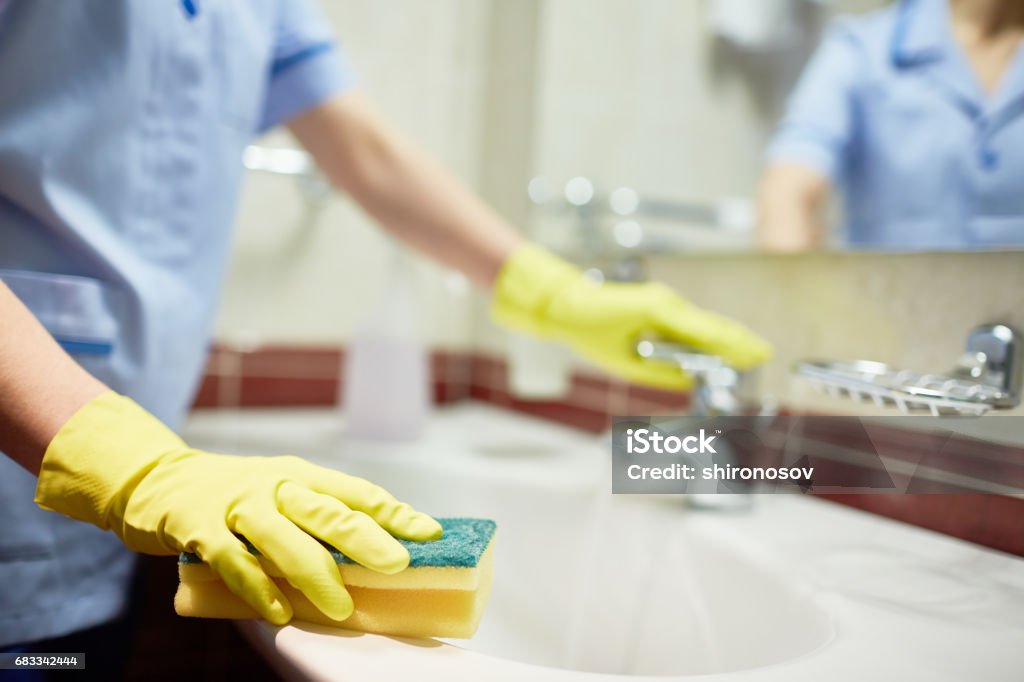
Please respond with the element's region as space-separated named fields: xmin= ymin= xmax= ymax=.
xmin=190 ymin=343 xmax=1024 ymax=557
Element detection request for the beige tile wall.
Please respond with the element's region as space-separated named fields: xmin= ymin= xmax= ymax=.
xmin=644 ymin=250 xmax=1024 ymax=417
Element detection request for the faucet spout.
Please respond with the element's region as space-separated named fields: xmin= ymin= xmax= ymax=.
xmin=635 ymin=340 xmax=759 ymax=510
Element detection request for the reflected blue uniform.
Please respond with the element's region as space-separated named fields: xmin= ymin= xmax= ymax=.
xmin=767 ymin=0 xmax=1024 ymax=249
xmin=0 ymin=0 xmax=354 ymax=646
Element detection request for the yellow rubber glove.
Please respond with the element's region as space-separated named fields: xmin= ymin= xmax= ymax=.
xmin=492 ymin=244 xmax=772 ymax=389
xmin=35 ymin=391 xmax=442 ymax=625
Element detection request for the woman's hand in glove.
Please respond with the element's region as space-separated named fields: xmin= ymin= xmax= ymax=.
xmin=35 ymin=392 xmax=441 ymax=625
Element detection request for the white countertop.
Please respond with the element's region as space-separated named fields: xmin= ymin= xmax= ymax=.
xmin=183 ymin=403 xmax=1024 ymax=682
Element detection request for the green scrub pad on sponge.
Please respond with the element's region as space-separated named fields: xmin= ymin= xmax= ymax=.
xmin=174 ymin=518 xmax=496 ymax=639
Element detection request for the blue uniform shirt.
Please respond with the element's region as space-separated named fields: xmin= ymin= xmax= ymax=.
xmin=767 ymin=0 xmax=1024 ymax=249
xmin=0 ymin=0 xmax=354 ymax=646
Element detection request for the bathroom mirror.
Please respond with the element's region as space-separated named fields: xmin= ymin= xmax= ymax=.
xmin=491 ymin=0 xmax=1024 ymax=255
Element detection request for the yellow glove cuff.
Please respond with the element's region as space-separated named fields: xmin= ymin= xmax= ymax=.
xmin=35 ymin=391 xmax=186 ymax=532
xmin=490 ymin=244 xmax=581 ymax=336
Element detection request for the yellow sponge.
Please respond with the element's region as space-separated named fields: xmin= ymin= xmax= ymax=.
xmin=174 ymin=518 xmax=496 ymax=639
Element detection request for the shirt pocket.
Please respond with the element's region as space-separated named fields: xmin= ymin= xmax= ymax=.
xmin=859 ymin=84 xmax=964 ymax=175
xmin=856 ymin=85 xmax=967 ymax=216
xmin=0 ymin=270 xmax=120 ymax=359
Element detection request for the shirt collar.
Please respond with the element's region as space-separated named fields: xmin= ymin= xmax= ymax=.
xmin=890 ymin=0 xmax=1024 ymax=122
xmin=891 ymin=0 xmax=951 ymax=67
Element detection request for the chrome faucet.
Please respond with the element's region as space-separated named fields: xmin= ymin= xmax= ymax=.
xmin=527 ymin=175 xmax=755 ymax=281
xmin=636 ymin=341 xmax=747 ymax=417
xmin=636 ymin=340 xmax=760 ymax=509
xmin=243 ymin=145 xmax=331 ymax=206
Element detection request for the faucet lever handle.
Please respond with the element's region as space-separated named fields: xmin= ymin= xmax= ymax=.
xmin=637 ymin=340 xmax=753 ymax=416
xmin=635 ymin=340 xmax=729 ymax=376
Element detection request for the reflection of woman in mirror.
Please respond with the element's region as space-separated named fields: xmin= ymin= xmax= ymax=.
xmin=758 ymin=0 xmax=1024 ymax=251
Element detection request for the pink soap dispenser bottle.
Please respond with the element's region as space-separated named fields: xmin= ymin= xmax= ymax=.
xmin=341 ymin=248 xmax=430 ymax=440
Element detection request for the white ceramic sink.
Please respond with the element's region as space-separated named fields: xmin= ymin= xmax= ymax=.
xmin=331 ymin=463 xmax=832 ymax=677
xmin=182 ymin=404 xmax=1024 ymax=682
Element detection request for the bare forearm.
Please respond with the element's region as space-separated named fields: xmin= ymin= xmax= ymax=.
xmin=757 ymin=163 xmax=831 ymax=252
xmin=289 ymin=93 xmax=524 ymax=287
xmin=0 ymin=282 xmax=106 ymax=474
